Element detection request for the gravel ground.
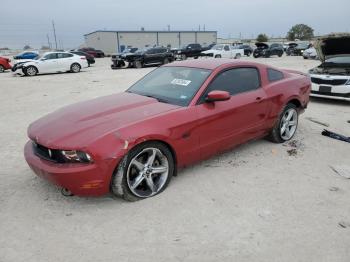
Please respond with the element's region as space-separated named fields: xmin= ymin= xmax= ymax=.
xmin=0 ymin=56 xmax=349 ymax=262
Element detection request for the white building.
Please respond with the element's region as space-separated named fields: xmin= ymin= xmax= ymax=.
xmin=84 ymin=30 xmax=217 ymax=54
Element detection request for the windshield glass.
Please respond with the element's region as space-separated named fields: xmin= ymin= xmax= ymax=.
xmin=128 ymin=66 xmax=211 ymax=106
xmin=297 ymin=43 xmax=309 ymax=48
xmin=325 ymin=56 xmax=350 ymax=65
xmin=211 ymin=44 xmax=224 ymax=50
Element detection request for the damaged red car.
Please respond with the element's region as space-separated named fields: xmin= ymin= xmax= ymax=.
xmin=0 ymin=57 xmax=12 ymax=72
xmin=24 ymin=59 xmax=311 ymax=201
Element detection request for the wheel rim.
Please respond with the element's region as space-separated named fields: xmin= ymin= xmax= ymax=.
xmin=27 ymin=67 xmax=36 ymax=75
xmin=0 ymin=66 xmax=4 ymax=72
xmin=280 ymin=108 xmax=298 ymax=140
xmin=127 ymin=148 xmax=169 ymax=198
xmin=72 ymin=64 xmax=80 ymax=72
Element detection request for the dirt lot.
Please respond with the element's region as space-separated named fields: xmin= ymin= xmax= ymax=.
xmin=1 ymin=56 xmax=349 ymax=262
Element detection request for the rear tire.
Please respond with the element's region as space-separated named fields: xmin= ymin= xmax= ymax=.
xmin=214 ymin=54 xmax=221 ymax=58
xmin=235 ymin=53 xmax=241 ymax=59
xmin=0 ymin=65 xmax=4 ymax=72
xmin=278 ymin=52 xmax=283 ymax=57
xmin=70 ymin=63 xmax=81 ymax=73
xmin=24 ymin=66 xmax=38 ymax=76
xmin=267 ymin=103 xmax=299 ymax=143
xmin=111 ymin=141 xmax=174 ymax=201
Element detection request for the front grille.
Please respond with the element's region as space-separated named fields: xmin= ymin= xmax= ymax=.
xmin=311 ymin=90 xmax=350 ymax=98
xmin=32 ymin=142 xmax=65 ymax=163
xmin=311 ymin=77 xmax=348 ymax=86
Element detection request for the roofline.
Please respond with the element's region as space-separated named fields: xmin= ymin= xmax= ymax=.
xmin=84 ymin=30 xmax=217 ymax=37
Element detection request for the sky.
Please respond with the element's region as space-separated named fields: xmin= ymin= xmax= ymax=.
xmin=0 ymin=0 xmax=349 ymax=49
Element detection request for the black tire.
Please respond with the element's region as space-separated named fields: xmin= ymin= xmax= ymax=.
xmin=134 ymin=60 xmax=143 ymax=69
xmin=0 ymin=65 xmax=4 ymax=73
xmin=253 ymin=53 xmax=259 ymax=58
xmin=267 ymin=103 xmax=299 ymax=143
xmin=163 ymin=58 xmax=169 ymax=64
xmin=24 ymin=66 xmax=38 ymax=76
xmin=214 ymin=54 xmax=221 ymax=58
xmin=70 ymin=63 xmax=81 ymax=73
xmin=111 ymin=141 xmax=175 ymax=201
xmin=246 ymin=51 xmax=251 ymax=57
xmin=234 ymin=53 xmax=241 ymax=59
xmin=194 ymin=56 xmax=199 ymax=59
xmin=278 ymin=52 xmax=283 ymax=57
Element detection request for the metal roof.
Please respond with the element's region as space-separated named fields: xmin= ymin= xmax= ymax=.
xmin=84 ymin=30 xmax=217 ymax=37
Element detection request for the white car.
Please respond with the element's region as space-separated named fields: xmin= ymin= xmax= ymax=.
xmin=12 ymin=52 xmax=88 ymax=76
xmin=309 ymin=34 xmax=350 ymax=101
xmin=201 ymin=44 xmax=244 ymax=59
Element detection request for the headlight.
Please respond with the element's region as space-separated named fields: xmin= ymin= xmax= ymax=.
xmin=346 ymin=79 xmax=350 ymax=85
xmin=61 ymin=150 xmax=93 ymax=163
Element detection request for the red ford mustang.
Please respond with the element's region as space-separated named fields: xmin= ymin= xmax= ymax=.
xmin=24 ymin=59 xmax=311 ymax=201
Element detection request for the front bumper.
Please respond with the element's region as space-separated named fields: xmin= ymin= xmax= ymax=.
xmin=310 ymin=83 xmax=350 ymax=101
xmin=24 ymin=141 xmax=120 ymax=196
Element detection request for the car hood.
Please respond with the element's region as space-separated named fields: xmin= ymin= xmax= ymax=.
xmin=28 ymin=92 xmax=180 ymax=149
xmin=255 ymin=42 xmax=269 ymax=49
xmin=315 ymin=33 xmax=350 ymax=62
xmin=201 ymin=49 xmax=216 ymax=54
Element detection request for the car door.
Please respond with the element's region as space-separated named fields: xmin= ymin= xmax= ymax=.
xmin=38 ymin=53 xmax=58 ymax=73
xmin=57 ymin=53 xmax=74 ymax=71
xmin=222 ymin=45 xmax=232 ymax=58
xmin=143 ymin=49 xmax=156 ymax=64
xmin=195 ymin=67 xmax=269 ymax=159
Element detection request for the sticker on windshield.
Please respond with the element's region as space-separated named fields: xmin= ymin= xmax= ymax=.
xmin=171 ymin=78 xmax=191 ymax=86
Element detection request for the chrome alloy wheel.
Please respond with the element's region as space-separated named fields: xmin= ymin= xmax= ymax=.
xmin=280 ymin=108 xmax=298 ymax=140
xmin=26 ymin=66 xmax=37 ymax=76
xmin=127 ymin=148 xmax=169 ymax=198
xmin=71 ymin=64 xmax=80 ymax=72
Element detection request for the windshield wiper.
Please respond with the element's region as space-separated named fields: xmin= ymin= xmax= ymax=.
xmin=143 ymin=94 xmax=168 ymax=103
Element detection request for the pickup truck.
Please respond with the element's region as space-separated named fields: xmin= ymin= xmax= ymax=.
xmin=201 ymin=44 xmax=244 ymax=59
xmin=174 ymin=43 xmax=206 ymax=60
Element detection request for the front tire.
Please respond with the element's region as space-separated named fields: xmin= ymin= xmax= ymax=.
xmin=70 ymin=63 xmax=81 ymax=73
xmin=0 ymin=65 xmax=4 ymax=72
xmin=235 ymin=53 xmax=241 ymax=59
xmin=111 ymin=142 xmax=174 ymax=201
xmin=267 ymin=103 xmax=299 ymax=143
xmin=24 ymin=66 xmax=38 ymax=76
xmin=214 ymin=54 xmax=221 ymax=58
xmin=134 ymin=60 xmax=143 ymax=69
xmin=181 ymin=54 xmax=187 ymax=60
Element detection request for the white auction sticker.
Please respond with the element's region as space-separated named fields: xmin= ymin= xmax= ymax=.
xmin=171 ymin=78 xmax=192 ymax=86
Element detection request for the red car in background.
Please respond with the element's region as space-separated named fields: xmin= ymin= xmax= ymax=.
xmin=24 ymin=59 xmax=311 ymax=201
xmin=0 ymin=57 xmax=12 ymax=72
xmin=78 ymin=47 xmax=105 ymax=58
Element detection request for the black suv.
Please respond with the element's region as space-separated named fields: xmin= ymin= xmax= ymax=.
xmin=286 ymin=42 xmax=311 ymax=56
xmin=174 ymin=43 xmax=204 ymax=60
xmin=112 ymin=47 xmax=174 ymax=69
xmin=253 ymin=43 xmax=284 ymax=58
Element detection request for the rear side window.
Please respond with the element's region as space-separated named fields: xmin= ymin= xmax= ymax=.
xmin=205 ymin=67 xmax=261 ymax=97
xmin=268 ymin=68 xmax=284 ymax=82
xmin=44 ymin=53 xmax=57 ymax=59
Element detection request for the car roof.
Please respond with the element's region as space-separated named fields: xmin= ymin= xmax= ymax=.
xmin=164 ymin=59 xmax=266 ymax=70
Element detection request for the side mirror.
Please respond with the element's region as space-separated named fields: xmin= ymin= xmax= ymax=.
xmin=206 ymin=90 xmax=230 ymax=102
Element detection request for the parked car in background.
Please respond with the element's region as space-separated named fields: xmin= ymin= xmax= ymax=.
xmin=111 ymin=47 xmax=139 ymax=69
xmin=201 ymin=44 xmax=244 ymax=59
xmin=79 ymin=47 xmax=105 ymax=58
xmin=286 ymin=42 xmax=310 ymax=56
xmin=70 ymin=51 xmax=95 ymax=66
xmin=112 ymin=47 xmax=174 ymax=69
xmin=309 ymin=33 xmax=350 ymax=101
xmin=12 ymin=52 xmax=88 ymax=76
xmin=24 ymin=59 xmax=311 ymax=200
xmin=174 ymin=43 xmax=205 ymax=60
xmin=303 ymin=47 xmax=318 ymax=59
xmin=233 ymin=44 xmax=253 ymax=56
xmin=14 ymin=51 xmax=39 ymax=60
xmin=0 ymin=57 xmax=12 ymax=72
xmin=253 ymin=43 xmax=284 ymax=58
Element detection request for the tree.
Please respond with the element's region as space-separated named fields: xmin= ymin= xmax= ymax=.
xmin=256 ymin=34 xmax=269 ymax=42
xmin=23 ymin=45 xmax=32 ymax=50
xmin=287 ymin=24 xmax=314 ymax=41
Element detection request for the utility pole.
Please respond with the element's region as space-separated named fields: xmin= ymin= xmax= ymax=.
xmin=46 ymin=34 xmax=51 ymax=49
xmin=198 ymin=24 xmax=201 ymax=31
xmin=203 ymin=24 xmax=206 ymax=31
xmin=167 ymin=25 xmax=170 ymax=31
xmin=52 ymin=20 xmax=58 ymax=50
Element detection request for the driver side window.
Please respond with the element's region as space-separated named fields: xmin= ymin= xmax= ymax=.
xmin=202 ymin=67 xmax=261 ymax=101
xmin=224 ymin=45 xmax=230 ymax=51
xmin=44 ymin=53 xmax=57 ymax=60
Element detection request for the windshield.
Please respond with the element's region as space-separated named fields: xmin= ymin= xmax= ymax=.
xmin=211 ymin=44 xmax=224 ymax=50
xmin=297 ymin=43 xmax=309 ymax=48
xmin=127 ymin=66 xmax=211 ymax=106
xmin=324 ymin=56 xmax=350 ymax=65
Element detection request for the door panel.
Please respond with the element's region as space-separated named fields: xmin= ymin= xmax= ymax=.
xmin=196 ymin=89 xmax=269 ymax=159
